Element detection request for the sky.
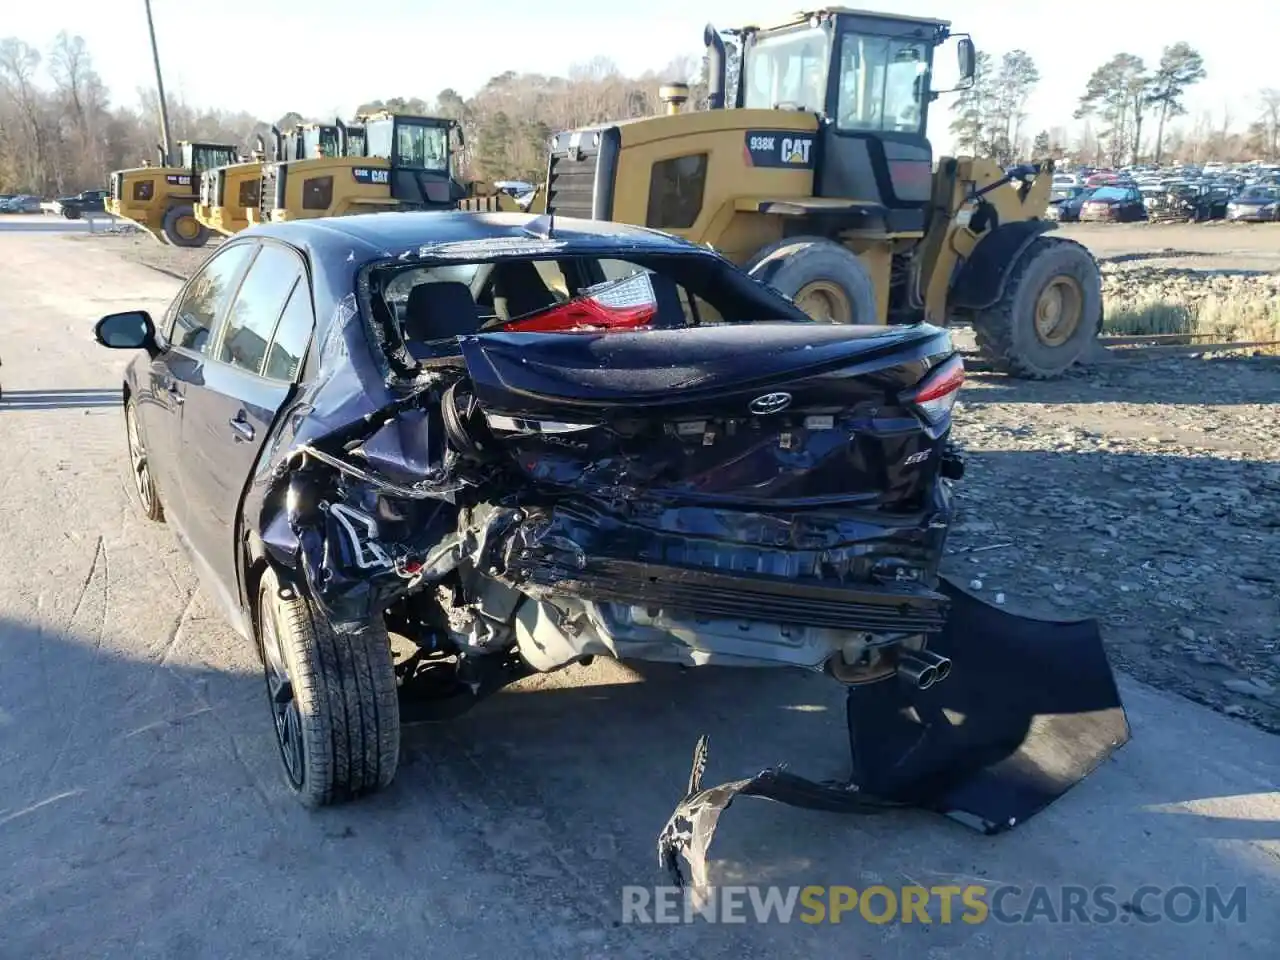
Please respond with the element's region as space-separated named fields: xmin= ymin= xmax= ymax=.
xmin=7 ymin=0 xmax=1280 ymax=155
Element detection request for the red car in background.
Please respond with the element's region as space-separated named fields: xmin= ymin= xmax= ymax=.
xmin=1086 ymin=171 xmax=1119 ymax=188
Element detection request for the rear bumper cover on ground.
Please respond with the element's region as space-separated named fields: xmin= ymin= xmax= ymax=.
xmin=658 ymin=576 xmax=1131 ymax=890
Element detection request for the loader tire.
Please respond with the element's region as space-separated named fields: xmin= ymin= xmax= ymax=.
xmin=745 ymin=236 xmax=878 ymax=324
xmin=256 ymin=566 xmax=400 ymax=807
xmin=161 ymin=204 xmax=209 ymax=248
xmin=972 ymin=236 xmax=1102 ymax=380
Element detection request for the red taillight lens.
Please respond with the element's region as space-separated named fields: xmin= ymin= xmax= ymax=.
xmin=500 ymin=271 xmax=657 ymax=333
xmin=910 ymin=355 xmax=965 ymax=422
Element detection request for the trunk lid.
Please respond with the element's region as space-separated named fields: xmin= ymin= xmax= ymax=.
xmin=455 ymin=322 xmax=957 ymax=507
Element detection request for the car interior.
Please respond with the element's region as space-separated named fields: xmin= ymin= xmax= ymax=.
xmin=376 ymin=257 xmax=704 ymax=360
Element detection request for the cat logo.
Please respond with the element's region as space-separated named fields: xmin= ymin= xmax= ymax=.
xmin=781 ymin=137 xmax=813 ymax=164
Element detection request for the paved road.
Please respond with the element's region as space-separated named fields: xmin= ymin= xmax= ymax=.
xmin=0 ymin=228 xmax=1276 ymax=959
xmin=0 ymin=212 xmax=108 ymax=234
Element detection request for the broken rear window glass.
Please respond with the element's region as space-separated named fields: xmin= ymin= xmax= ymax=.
xmin=368 ymin=253 xmax=803 ymax=363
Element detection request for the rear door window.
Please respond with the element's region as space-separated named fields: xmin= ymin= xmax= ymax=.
xmin=167 ymin=243 xmax=254 ymax=354
xmin=215 ymin=242 xmax=305 ymax=375
xmin=263 ymin=279 xmax=315 ymax=382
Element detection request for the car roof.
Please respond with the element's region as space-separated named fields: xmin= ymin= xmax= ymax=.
xmin=244 ymin=211 xmax=707 ymax=264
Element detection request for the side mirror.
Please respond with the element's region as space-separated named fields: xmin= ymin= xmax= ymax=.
xmin=957 ymin=38 xmax=976 ymax=82
xmin=95 ymin=310 xmax=156 ymax=351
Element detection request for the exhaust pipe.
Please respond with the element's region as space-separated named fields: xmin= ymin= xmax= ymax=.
xmin=897 ymin=653 xmax=938 ymax=690
xmin=703 ymin=24 xmax=726 ymax=109
xmin=916 ymin=648 xmax=952 ymax=683
xmin=270 ymin=125 xmax=283 ymax=162
xmin=659 ymin=82 xmax=690 ymax=115
xmin=335 ymin=118 xmax=348 ymax=157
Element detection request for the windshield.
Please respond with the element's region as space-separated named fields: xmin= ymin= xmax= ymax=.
xmin=345 ymin=129 xmax=366 ymax=156
xmin=395 ymin=121 xmax=450 ymax=171
xmin=189 ymin=146 xmax=238 ymax=174
xmin=1238 ymin=187 xmax=1278 ymax=201
xmin=1090 ymin=187 xmax=1128 ymax=202
xmin=835 ymin=32 xmax=930 ymax=133
xmin=742 ymin=26 xmax=831 ymax=112
xmin=364 ymin=120 xmax=393 ymax=160
xmin=302 ymin=127 xmax=339 ymax=157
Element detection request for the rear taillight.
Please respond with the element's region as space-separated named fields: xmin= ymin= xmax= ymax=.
xmin=909 ymin=355 xmax=965 ymax=423
xmin=501 ymin=271 xmax=657 ymax=333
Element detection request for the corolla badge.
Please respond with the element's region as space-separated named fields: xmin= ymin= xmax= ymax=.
xmin=749 ymin=391 xmax=793 ymax=415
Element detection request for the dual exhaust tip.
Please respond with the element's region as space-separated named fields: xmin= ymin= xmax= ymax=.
xmin=897 ymin=649 xmax=952 ymax=691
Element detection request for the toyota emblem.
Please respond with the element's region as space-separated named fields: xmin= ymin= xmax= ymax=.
xmin=749 ymin=392 xmax=792 ymax=415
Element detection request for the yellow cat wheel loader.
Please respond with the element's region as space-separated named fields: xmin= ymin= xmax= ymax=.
xmin=196 ymin=139 xmax=265 ymax=237
xmin=200 ymin=121 xmax=353 ymax=236
xmin=107 ymin=141 xmax=239 ymax=247
xmin=251 ymin=112 xmax=468 ymax=224
xmin=546 ymin=8 xmax=1104 ymax=380
xmin=246 ymin=111 xmax=541 ymax=225
xmin=540 ymin=7 xmax=1128 ymax=885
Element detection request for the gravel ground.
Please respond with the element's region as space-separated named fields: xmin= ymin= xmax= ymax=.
xmin=72 ymin=221 xmax=1280 ymax=735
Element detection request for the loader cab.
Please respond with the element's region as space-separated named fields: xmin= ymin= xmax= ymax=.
xmin=341 ymin=122 xmax=367 ymax=157
xmin=180 ymin=141 xmax=239 ymax=179
xmin=736 ymin=9 xmax=970 ymax=228
xmin=298 ymin=123 xmax=341 ymax=158
xmin=362 ymin=113 xmax=464 ymax=206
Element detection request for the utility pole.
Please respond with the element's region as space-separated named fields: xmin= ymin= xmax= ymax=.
xmin=144 ymin=0 xmax=174 ymax=166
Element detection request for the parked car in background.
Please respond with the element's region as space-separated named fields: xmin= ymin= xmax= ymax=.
xmin=1079 ymin=185 xmax=1147 ymax=222
xmin=1145 ymin=182 xmax=1214 ymax=222
xmin=54 ymin=189 xmax=108 ymax=219
xmin=1225 ymin=185 xmax=1280 ymax=222
xmin=0 ymin=195 xmax=43 ymax=213
xmin=1046 ymin=186 xmax=1095 ymax=222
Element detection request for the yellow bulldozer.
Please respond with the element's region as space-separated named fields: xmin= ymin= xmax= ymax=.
xmin=106 ymin=140 xmax=239 ymax=247
xmin=545 ymin=8 xmax=1103 ymax=378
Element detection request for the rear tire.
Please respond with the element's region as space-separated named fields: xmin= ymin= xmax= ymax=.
xmin=972 ymin=236 xmax=1102 ymax=380
xmin=257 ymin=566 xmax=400 ymax=807
xmin=745 ymin=236 xmax=879 ymax=324
xmin=161 ymin=204 xmax=209 ymax=248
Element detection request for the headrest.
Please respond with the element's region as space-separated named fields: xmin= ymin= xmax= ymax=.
xmin=403 ymin=281 xmax=481 ymax=348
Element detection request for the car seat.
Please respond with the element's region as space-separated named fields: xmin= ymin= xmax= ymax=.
xmin=402 ymin=281 xmax=482 ymax=359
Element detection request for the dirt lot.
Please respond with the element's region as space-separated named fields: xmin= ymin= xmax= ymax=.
xmin=70 ymin=222 xmax=1280 ymax=734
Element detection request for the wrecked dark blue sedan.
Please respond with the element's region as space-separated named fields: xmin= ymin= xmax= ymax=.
xmin=95 ymin=212 xmax=1127 ymax=881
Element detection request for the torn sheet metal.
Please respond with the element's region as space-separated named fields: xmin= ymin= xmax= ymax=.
xmin=658 ymin=576 xmax=1132 ymax=891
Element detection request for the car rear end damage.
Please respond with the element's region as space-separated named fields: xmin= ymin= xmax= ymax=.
xmin=243 ymin=234 xmax=1129 ymax=882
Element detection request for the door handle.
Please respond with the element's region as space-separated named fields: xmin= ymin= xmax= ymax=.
xmin=228 ymin=414 xmax=255 ymax=442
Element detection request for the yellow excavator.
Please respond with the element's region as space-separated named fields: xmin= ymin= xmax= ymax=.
xmin=545 ymin=8 xmax=1103 ymax=378
xmin=106 ymin=140 xmax=239 ymax=247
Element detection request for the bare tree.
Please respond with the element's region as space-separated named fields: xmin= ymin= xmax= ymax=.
xmin=1257 ymin=88 xmax=1280 ymax=161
